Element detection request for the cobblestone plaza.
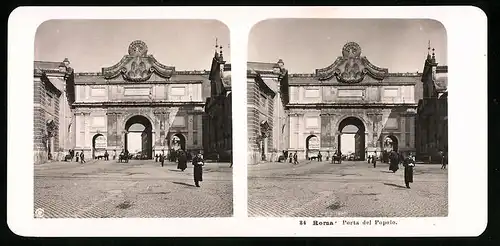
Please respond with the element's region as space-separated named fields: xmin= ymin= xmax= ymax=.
xmin=34 ymin=160 xmax=232 ymax=218
xmin=248 ymin=161 xmax=447 ymax=217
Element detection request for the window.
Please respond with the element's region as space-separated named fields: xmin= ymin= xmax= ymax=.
xmin=384 ymin=88 xmax=399 ymax=98
xmin=170 ymin=87 xmax=186 ymax=96
xmin=338 ymin=89 xmax=363 ymax=97
xmin=172 ymin=116 xmax=186 ymax=127
xmin=385 ymin=118 xmax=398 ymax=129
xmin=92 ymin=116 xmax=105 ymax=127
xmin=304 ymin=88 xmax=320 ymax=98
xmin=46 ymin=93 xmax=53 ymax=107
xmin=91 ymin=88 xmax=106 ymax=97
xmin=305 ymin=117 xmax=319 ymax=128
xmin=260 ymin=94 xmax=268 ymax=110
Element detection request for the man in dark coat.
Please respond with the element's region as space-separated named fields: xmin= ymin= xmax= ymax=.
xmin=177 ymin=150 xmax=188 ymax=171
xmin=389 ymin=150 xmax=399 ymax=173
xmin=80 ymin=151 xmax=85 ymax=164
xmin=160 ymin=153 xmax=165 ymax=167
xmin=403 ymin=153 xmax=415 ymax=188
xmin=372 ymin=153 xmax=377 ymax=168
xmin=440 ymin=150 xmax=447 ymax=169
xmin=192 ymin=152 xmax=204 ymax=187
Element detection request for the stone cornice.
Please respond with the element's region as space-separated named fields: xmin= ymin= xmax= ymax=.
xmin=74 ymin=80 xmax=205 ymax=85
xmin=288 ymin=82 xmax=417 ymax=86
xmin=72 ymin=101 xmax=205 ymax=108
xmin=287 ymin=103 xmax=418 ymax=109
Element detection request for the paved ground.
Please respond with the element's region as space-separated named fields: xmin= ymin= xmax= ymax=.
xmin=34 ymin=159 xmax=233 ymax=218
xmin=248 ymin=160 xmax=448 ymax=217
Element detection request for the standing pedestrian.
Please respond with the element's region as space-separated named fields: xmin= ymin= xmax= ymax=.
xmin=326 ymin=151 xmax=330 ymax=161
xmin=155 ymin=154 xmax=158 ymax=162
xmin=389 ymin=150 xmax=399 ymax=173
xmin=75 ymin=152 xmax=79 ymax=163
xmin=440 ymin=150 xmax=446 ymax=169
xmin=372 ymin=153 xmax=377 ymax=168
xmin=318 ymin=151 xmax=322 ymax=162
xmin=113 ymin=150 xmax=116 ymax=160
xmin=293 ymin=151 xmax=299 ymax=165
xmin=403 ymin=153 xmax=415 ymax=188
xmin=177 ymin=150 xmax=187 ymax=171
xmin=104 ymin=150 xmax=109 ymax=161
xmin=160 ymin=153 xmax=165 ymax=167
xmin=80 ymin=151 xmax=85 ymax=164
xmin=192 ymin=151 xmax=205 ymax=187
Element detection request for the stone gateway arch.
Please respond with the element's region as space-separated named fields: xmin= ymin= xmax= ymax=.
xmin=247 ymin=42 xmax=420 ymax=163
xmin=71 ymin=40 xmax=208 ymax=159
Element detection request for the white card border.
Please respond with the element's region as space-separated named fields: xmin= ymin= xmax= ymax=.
xmin=7 ymin=6 xmax=487 ymax=237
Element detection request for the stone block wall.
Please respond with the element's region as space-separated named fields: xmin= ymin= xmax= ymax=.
xmin=34 ymin=77 xmax=62 ymax=164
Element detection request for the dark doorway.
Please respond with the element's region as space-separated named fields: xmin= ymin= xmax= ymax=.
xmin=125 ymin=115 xmax=153 ymax=159
xmin=338 ymin=117 xmax=366 ymax=161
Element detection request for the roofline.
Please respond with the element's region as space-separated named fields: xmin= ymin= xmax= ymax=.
xmin=288 ymin=72 xmax=422 ymax=78
xmin=75 ymin=70 xmax=210 ymax=76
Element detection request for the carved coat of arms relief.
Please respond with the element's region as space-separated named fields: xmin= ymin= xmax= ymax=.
xmin=315 ymin=42 xmax=388 ymax=84
xmin=102 ymin=40 xmax=175 ymax=82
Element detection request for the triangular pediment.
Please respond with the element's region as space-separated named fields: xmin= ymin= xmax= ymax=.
xmin=102 ymin=40 xmax=175 ymax=82
xmin=315 ymin=42 xmax=388 ymax=83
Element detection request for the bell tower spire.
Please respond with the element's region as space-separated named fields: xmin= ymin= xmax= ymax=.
xmin=427 ymin=40 xmax=432 ymax=60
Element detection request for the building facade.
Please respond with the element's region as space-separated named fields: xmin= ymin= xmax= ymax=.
xmin=33 ymin=59 xmax=75 ymax=164
xmin=246 ymin=60 xmax=289 ymax=164
xmin=71 ymin=40 xmax=210 ymax=159
xmin=416 ymin=49 xmax=448 ymax=162
xmin=204 ymin=46 xmax=232 ymax=161
xmin=247 ymin=42 xmax=422 ymax=164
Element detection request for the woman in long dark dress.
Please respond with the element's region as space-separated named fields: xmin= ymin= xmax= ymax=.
xmin=389 ymin=150 xmax=399 ymax=173
xmin=192 ymin=152 xmax=204 ymax=187
xmin=177 ymin=150 xmax=187 ymax=171
xmin=403 ymin=153 xmax=415 ymax=188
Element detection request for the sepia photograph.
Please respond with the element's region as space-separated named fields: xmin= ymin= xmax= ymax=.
xmin=33 ymin=19 xmax=233 ymax=218
xmin=247 ymin=19 xmax=448 ymax=217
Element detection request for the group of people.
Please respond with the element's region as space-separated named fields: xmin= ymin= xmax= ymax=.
xmin=65 ymin=149 xmax=86 ymax=164
xmin=369 ymin=150 xmax=416 ymax=189
xmin=155 ymin=149 xmax=205 ymax=187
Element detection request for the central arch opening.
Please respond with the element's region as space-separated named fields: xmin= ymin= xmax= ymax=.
xmin=306 ymin=134 xmax=320 ymax=160
xmin=338 ymin=117 xmax=365 ymax=161
xmin=125 ymin=115 xmax=153 ymax=159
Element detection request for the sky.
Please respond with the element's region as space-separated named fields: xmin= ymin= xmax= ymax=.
xmin=127 ymin=133 xmax=142 ymax=154
xmin=341 ymin=134 xmax=355 ymax=154
xmin=35 ymin=20 xmax=230 ymax=72
xmin=248 ymin=19 xmax=447 ymax=73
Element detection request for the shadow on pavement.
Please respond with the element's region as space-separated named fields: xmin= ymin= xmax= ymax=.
xmin=383 ymin=182 xmax=407 ymax=189
xmin=380 ymin=170 xmax=395 ymax=173
xmin=168 ymin=169 xmax=183 ymax=172
xmin=172 ymin=181 xmax=196 ymax=187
